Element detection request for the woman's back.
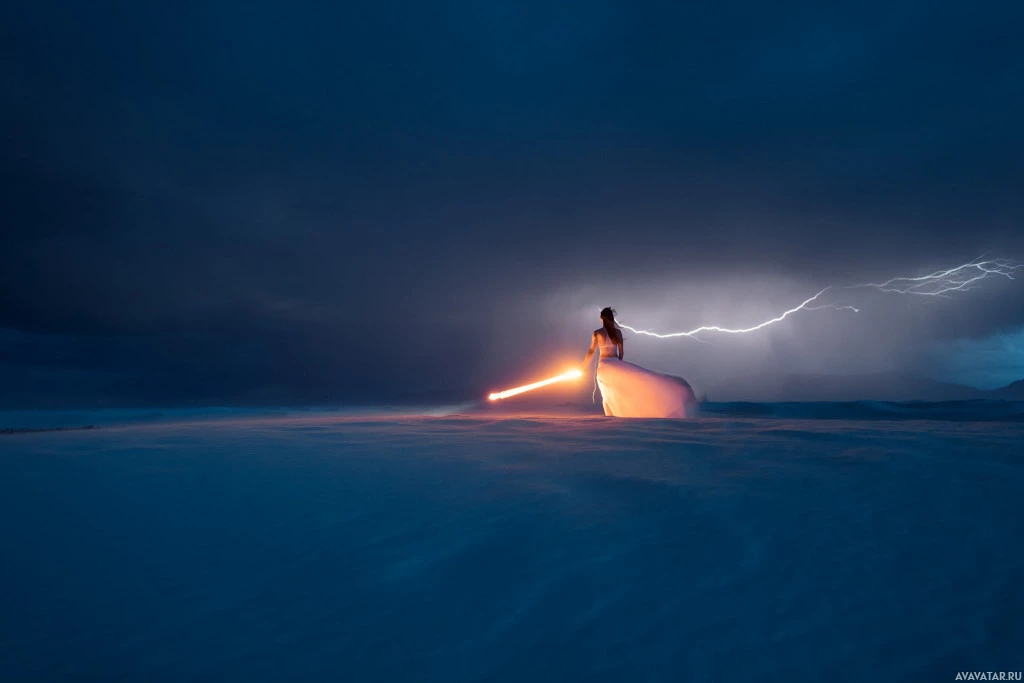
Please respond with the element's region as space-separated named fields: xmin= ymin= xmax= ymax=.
xmin=596 ymin=328 xmax=620 ymax=359
xmin=588 ymin=306 xmax=696 ymax=417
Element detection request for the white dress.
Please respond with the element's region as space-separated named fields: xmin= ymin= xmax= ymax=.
xmin=595 ymin=328 xmax=696 ymax=418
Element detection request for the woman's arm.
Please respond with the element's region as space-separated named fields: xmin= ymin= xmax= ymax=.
xmin=581 ymin=332 xmax=597 ymax=369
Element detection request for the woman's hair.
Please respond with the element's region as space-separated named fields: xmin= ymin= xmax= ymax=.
xmin=600 ymin=307 xmax=622 ymax=345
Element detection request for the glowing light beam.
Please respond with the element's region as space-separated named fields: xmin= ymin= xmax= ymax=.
xmin=488 ymin=369 xmax=583 ymax=401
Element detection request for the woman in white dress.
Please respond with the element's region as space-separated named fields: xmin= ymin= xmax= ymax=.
xmin=581 ymin=307 xmax=697 ymax=418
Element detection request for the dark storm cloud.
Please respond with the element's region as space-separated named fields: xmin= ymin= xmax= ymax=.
xmin=2 ymin=0 xmax=1022 ymax=405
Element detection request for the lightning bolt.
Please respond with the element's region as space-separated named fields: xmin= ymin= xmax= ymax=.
xmin=618 ymin=257 xmax=1020 ymax=341
xmin=620 ymin=288 xmax=851 ymax=339
xmin=850 ymin=257 xmax=1021 ymax=297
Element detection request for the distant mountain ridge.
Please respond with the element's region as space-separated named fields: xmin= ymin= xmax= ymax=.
xmin=707 ymin=372 xmax=1024 ymax=403
xmin=991 ymin=379 xmax=1024 ymax=400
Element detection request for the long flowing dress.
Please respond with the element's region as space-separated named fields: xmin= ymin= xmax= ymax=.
xmin=595 ymin=329 xmax=696 ymax=418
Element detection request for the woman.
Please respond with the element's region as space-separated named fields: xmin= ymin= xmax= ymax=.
xmin=581 ymin=307 xmax=697 ymax=418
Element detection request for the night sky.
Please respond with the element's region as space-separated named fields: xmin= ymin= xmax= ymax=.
xmin=3 ymin=0 xmax=1023 ymax=407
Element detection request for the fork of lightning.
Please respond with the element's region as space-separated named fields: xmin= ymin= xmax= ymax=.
xmin=617 ymin=257 xmax=1021 ymax=341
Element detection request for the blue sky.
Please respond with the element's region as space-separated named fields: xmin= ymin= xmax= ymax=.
xmin=2 ymin=0 xmax=1022 ymax=405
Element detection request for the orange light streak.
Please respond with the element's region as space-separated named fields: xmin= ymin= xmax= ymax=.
xmin=488 ymin=368 xmax=583 ymax=401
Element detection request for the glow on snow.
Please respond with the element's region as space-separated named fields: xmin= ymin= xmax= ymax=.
xmin=619 ymin=258 xmax=1021 ymax=341
xmin=489 ymin=369 xmax=583 ymax=401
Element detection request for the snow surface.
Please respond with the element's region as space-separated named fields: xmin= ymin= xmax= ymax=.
xmin=1 ymin=409 xmax=1022 ymax=681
